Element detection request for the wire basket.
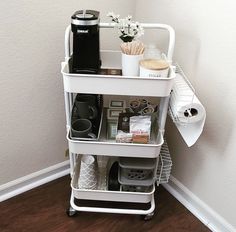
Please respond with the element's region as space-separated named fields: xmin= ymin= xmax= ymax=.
xmin=156 ymin=140 xmax=172 ymax=185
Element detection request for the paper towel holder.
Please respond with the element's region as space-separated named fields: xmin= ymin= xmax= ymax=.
xmin=168 ymin=63 xmax=196 ymax=125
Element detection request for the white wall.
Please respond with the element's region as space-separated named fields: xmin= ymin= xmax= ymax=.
xmin=1 ymin=0 xmax=236 ymax=229
xmin=0 ymin=0 xmax=135 ymax=185
xmin=135 ymin=0 xmax=236 ymax=229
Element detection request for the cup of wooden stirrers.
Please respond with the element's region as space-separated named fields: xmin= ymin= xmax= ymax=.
xmin=120 ymin=41 xmax=145 ymax=55
xmin=120 ymin=41 xmax=145 ymax=76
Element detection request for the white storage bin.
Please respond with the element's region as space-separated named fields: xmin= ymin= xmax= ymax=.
xmin=118 ymin=157 xmax=155 ymax=181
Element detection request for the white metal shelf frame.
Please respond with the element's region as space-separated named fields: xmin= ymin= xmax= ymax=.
xmin=62 ymin=22 xmax=175 ymax=217
xmin=64 ymin=22 xmax=175 ymax=62
xmin=63 ymin=23 xmax=175 ymax=132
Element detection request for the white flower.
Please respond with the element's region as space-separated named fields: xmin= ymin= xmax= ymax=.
xmin=107 ymin=12 xmax=144 ymax=42
xmin=107 ymin=12 xmax=115 ymax=17
xmin=126 ymin=15 xmax=132 ymax=20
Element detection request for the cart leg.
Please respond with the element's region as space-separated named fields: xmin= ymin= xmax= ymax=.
xmin=66 ymin=206 xmax=77 ymax=217
xmin=158 ymin=96 xmax=170 ymax=133
xmin=142 ymin=211 xmax=155 ymax=221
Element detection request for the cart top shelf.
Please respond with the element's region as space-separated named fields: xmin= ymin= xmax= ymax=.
xmin=61 ymin=50 xmax=175 ymax=97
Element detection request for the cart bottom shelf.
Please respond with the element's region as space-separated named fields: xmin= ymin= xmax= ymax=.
xmin=71 ymin=160 xmax=155 ymax=203
xmin=69 ymin=191 xmax=155 ymax=215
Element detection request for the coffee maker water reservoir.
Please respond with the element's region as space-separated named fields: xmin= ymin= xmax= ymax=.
xmin=71 ymin=10 xmax=101 ymax=74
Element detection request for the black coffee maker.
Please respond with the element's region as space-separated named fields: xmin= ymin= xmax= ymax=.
xmin=71 ymin=10 xmax=101 ymax=74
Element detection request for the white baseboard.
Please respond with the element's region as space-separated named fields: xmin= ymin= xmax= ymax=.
xmin=162 ymin=176 xmax=235 ymax=232
xmin=0 ymin=160 xmax=70 ymax=202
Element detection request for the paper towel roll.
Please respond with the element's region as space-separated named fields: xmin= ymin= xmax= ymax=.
xmin=170 ymin=73 xmax=206 ymax=147
xmin=170 ymin=94 xmax=206 ymax=124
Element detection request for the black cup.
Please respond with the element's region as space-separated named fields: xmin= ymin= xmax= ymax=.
xmin=75 ymin=94 xmax=98 ymax=120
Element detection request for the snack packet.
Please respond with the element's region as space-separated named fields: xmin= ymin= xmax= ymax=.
xmin=116 ymin=130 xmax=133 ymax=143
xmin=129 ymin=115 xmax=151 ymax=144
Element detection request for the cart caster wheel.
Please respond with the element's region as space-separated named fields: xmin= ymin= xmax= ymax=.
xmin=66 ymin=207 xmax=77 ymax=217
xmin=142 ymin=212 xmax=154 ymax=221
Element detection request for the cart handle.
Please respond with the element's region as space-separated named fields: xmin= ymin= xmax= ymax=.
xmin=65 ymin=22 xmax=175 ymax=62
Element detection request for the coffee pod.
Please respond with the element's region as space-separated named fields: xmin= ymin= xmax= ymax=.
xmin=139 ymin=98 xmax=148 ymax=110
xmin=140 ymin=59 xmax=169 ymax=78
xmin=129 ymin=99 xmax=141 ymax=113
xmin=141 ymin=105 xmax=154 ymax=115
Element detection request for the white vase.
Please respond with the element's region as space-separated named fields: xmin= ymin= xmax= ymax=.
xmin=121 ymin=53 xmax=143 ymax=77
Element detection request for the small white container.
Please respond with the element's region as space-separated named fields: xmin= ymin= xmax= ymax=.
xmin=122 ymin=53 xmax=143 ymax=76
xmin=140 ymin=59 xmax=169 ymax=78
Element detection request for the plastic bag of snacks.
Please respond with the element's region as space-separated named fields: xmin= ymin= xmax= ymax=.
xmin=129 ymin=115 xmax=151 ymax=144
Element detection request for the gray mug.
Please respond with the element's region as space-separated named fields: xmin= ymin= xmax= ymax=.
xmin=75 ymin=95 xmax=98 ymax=120
xmin=71 ymin=119 xmax=96 ymax=139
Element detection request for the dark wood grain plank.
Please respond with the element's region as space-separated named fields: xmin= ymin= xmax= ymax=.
xmin=0 ymin=176 xmax=210 ymax=232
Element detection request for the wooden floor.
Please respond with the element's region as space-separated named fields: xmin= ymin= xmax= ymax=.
xmin=0 ymin=176 xmax=210 ymax=232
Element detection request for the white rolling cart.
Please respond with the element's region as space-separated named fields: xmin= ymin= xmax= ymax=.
xmin=61 ymin=22 xmax=175 ymax=220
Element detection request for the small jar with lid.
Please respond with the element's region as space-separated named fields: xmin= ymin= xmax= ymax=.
xmin=139 ymin=59 xmax=169 ymax=78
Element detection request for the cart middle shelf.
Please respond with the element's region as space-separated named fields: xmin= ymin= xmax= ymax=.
xmin=67 ymin=129 xmax=163 ymax=158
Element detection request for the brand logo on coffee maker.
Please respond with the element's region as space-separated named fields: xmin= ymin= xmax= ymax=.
xmin=77 ymin=29 xmax=89 ymax=33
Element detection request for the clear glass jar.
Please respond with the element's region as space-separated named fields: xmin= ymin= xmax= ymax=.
xmin=144 ymin=44 xmax=161 ymax=60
